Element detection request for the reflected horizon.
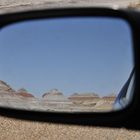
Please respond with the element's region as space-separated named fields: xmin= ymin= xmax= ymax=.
xmin=0 ymin=17 xmax=133 ymax=112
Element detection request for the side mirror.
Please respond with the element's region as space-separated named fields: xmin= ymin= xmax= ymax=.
xmin=0 ymin=7 xmax=140 ymax=129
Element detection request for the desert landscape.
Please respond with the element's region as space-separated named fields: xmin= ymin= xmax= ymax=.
xmin=0 ymin=79 xmax=140 ymax=140
xmin=0 ymin=80 xmax=116 ymax=112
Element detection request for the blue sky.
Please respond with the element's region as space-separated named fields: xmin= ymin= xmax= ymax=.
xmin=0 ymin=17 xmax=133 ymax=97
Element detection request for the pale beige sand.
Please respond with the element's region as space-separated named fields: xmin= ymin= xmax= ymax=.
xmin=0 ymin=0 xmax=139 ymax=7
xmin=0 ymin=0 xmax=139 ymax=14
xmin=0 ymin=116 xmax=140 ymax=140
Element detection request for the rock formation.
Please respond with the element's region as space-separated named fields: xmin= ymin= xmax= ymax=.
xmin=68 ymin=92 xmax=100 ymax=101
xmin=68 ymin=92 xmax=101 ymax=106
xmin=42 ymin=89 xmax=68 ymax=102
xmin=17 ymin=88 xmax=34 ymax=98
xmin=0 ymin=80 xmax=15 ymax=97
xmin=0 ymin=80 xmax=15 ymax=92
xmin=43 ymin=89 xmax=63 ymax=97
xmin=102 ymin=94 xmax=116 ymax=102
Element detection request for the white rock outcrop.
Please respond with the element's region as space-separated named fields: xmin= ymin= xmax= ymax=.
xmin=42 ymin=89 xmax=69 ymax=102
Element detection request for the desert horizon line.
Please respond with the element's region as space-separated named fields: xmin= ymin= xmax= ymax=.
xmin=0 ymin=80 xmax=116 ymax=99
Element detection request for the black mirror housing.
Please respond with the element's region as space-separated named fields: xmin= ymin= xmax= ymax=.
xmin=0 ymin=7 xmax=140 ymax=130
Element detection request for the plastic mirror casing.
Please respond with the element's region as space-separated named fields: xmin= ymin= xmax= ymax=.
xmin=0 ymin=7 xmax=140 ymax=130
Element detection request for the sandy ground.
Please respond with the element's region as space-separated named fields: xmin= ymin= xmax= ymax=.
xmin=0 ymin=116 xmax=140 ymax=140
xmin=0 ymin=0 xmax=139 ymax=7
xmin=0 ymin=0 xmax=139 ymax=14
xmin=0 ymin=0 xmax=140 ymax=140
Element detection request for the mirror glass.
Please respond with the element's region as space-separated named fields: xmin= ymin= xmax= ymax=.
xmin=0 ymin=17 xmax=134 ymax=112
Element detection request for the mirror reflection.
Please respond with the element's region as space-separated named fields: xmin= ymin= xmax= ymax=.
xmin=0 ymin=17 xmax=133 ymax=112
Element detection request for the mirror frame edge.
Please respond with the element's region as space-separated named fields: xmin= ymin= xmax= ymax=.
xmin=0 ymin=7 xmax=140 ymax=130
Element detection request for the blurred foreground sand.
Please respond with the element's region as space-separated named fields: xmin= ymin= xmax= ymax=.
xmin=0 ymin=116 xmax=140 ymax=140
xmin=0 ymin=0 xmax=139 ymax=14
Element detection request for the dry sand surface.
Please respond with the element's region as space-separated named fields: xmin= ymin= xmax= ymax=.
xmin=0 ymin=116 xmax=140 ymax=140
xmin=0 ymin=0 xmax=139 ymax=7
xmin=0 ymin=0 xmax=139 ymax=14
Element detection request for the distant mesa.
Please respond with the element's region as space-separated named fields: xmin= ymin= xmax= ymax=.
xmin=42 ymin=89 xmax=63 ymax=98
xmin=0 ymin=80 xmax=15 ymax=92
xmin=42 ymin=89 xmax=68 ymax=102
xmin=71 ymin=93 xmax=79 ymax=96
xmin=68 ymin=92 xmax=100 ymax=101
xmin=0 ymin=80 xmax=35 ymax=98
xmin=71 ymin=92 xmax=99 ymax=97
xmin=102 ymin=94 xmax=116 ymax=102
xmin=17 ymin=88 xmax=34 ymax=98
xmin=0 ymin=80 xmax=15 ymax=96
